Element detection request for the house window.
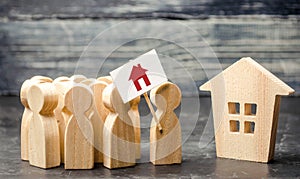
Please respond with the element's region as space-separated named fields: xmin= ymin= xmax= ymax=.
xmin=245 ymin=103 xmax=257 ymax=115
xmin=244 ymin=121 xmax=255 ymax=134
xmin=228 ymin=102 xmax=240 ymax=114
xmin=229 ymin=120 xmax=240 ymax=132
xmin=228 ymin=102 xmax=256 ymax=134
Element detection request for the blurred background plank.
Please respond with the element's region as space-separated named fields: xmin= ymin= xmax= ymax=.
xmin=0 ymin=1 xmax=299 ymax=96
xmin=1 ymin=0 xmax=299 ymax=20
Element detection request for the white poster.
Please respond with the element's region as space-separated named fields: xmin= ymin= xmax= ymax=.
xmin=110 ymin=49 xmax=167 ymax=103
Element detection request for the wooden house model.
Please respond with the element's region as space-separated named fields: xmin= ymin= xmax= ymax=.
xmin=200 ymin=57 xmax=294 ymax=162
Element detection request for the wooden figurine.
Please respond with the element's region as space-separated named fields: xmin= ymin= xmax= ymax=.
xmin=82 ymin=78 xmax=105 ymax=163
xmin=70 ymin=74 xmax=87 ymax=83
xmin=85 ymin=77 xmax=113 ymax=163
xmin=96 ymin=76 xmax=113 ymax=123
xmin=64 ymin=84 xmax=94 ymax=169
xmin=128 ymin=96 xmax=141 ymax=159
xmin=53 ymin=76 xmax=72 ymax=163
xmin=97 ymin=76 xmax=112 ymax=84
xmin=80 ymin=79 xmax=96 ymax=122
xmin=27 ymin=82 xmax=60 ymax=168
xmin=20 ymin=76 xmax=52 ymax=161
xmin=30 ymin=75 xmax=53 ymax=82
xmin=200 ymin=57 xmax=295 ymax=163
xmin=102 ymin=84 xmax=136 ymax=169
xmin=81 ymin=78 xmax=96 ymax=86
xmin=150 ymin=82 xmax=182 ymax=165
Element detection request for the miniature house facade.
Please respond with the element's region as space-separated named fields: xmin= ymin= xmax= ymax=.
xmin=129 ymin=64 xmax=151 ymax=91
xmin=200 ymin=57 xmax=294 ymax=163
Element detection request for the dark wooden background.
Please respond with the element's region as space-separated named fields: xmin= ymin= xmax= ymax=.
xmin=0 ymin=0 xmax=299 ymax=96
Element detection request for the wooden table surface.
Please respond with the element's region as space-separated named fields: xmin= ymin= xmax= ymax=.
xmin=0 ymin=96 xmax=299 ymax=178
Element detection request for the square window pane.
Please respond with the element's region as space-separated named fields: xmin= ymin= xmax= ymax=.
xmin=230 ymin=120 xmax=240 ymax=132
xmin=228 ymin=102 xmax=240 ymax=114
xmin=245 ymin=103 xmax=257 ymax=115
xmin=244 ymin=121 xmax=255 ymax=133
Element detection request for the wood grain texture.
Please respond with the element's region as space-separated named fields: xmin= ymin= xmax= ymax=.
xmin=150 ymin=82 xmax=182 ymax=165
xmin=1 ymin=0 xmax=299 ymax=20
xmin=200 ymin=57 xmax=294 ymax=162
xmin=102 ymin=84 xmax=135 ymax=169
xmin=20 ymin=76 xmax=53 ymax=161
xmin=64 ymin=84 xmax=94 ymax=169
xmin=0 ymin=19 xmax=299 ymax=96
xmin=27 ymin=82 xmax=60 ymax=168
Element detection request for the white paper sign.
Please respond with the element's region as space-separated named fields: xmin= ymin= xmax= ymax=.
xmin=110 ymin=49 xmax=168 ymax=103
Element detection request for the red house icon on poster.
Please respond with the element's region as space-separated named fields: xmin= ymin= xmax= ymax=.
xmin=128 ymin=64 xmax=151 ymax=91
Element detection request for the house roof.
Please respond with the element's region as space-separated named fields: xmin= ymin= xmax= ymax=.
xmin=200 ymin=57 xmax=295 ymax=95
xmin=128 ymin=64 xmax=148 ymax=81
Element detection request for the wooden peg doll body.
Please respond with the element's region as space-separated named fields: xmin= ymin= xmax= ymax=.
xmin=64 ymin=84 xmax=94 ymax=169
xmin=87 ymin=77 xmax=112 ymax=163
xmin=150 ymin=82 xmax=182 ymax=165
xmin=86 ymin=80 xmax=112 ymax=163
xmin=97 ymin=76 xmax=112 ymax=123
xmin=128 ymin=96 xmax=141 ymax=159
xmin=20 ymin=76 xmax=52 ymax=161
xmin=27 ymin=82 xmax=60 ymax=168
xmin=53 ymin=76 xmax=71 ymax=163
xmin=102 ymin=85 xmax=135 ymax=169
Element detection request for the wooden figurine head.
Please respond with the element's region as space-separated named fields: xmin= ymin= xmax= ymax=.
xmin=103 ymin=84 xmax=131 ymax=117
xmin=90 ymin=81 xmax=109 ymax=113
xmin=64 ymin=84 xmax=92 ymax=115
xmin=97 ymin=76 xmax=112 ymax=84
xmin=150 ymin=82 xmax=181 ymax=111
xmin=70 ymin=75 xmax=87 ymax=83
xmin=20 ymin=76 xmax=53 ymax=108
xmin=81 ymin=78 xmax=96 ymax=86
xmin=27 ymin=83 xmax=58 ymax=115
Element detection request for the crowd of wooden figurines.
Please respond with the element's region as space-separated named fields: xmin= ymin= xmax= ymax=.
xmin=20 ymin=74 xmax=182 ymax=169
xmin=20 ymin=57 xmax=295 ymax=170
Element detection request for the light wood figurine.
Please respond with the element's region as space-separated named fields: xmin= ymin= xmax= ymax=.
xmin=20 ymin=76 xmax=52 ymax=161
xmin=150 ymin=81 xmax=182 ymax=165
xmin=27 ymin=82 xmax=60 ymax=168
xmin=64 ymin=84 xmax=94 ymax=169
xmin=53 ymin=76 xmax=72 ymax=163
xmin=128 ymin=96 xmax=141 ymax=159
xmin=200 ymin=57 xmax=295 ymax=163
xmin=99 ymin=76 xmax=140 ymax=159
xmin=70 ymin=74 xmax=87 ymax=83
xmin=102 ymin=84 xmax=136 ymax=169
xmin=81 ymin=78 xmax=106 ymax=163
xmin=97 ymin=76 xmax=112 ymax=84
xmin=88 ymin=80 xmax=114 ymax=163
xmin=97 ymin=76 xmax=113 ymax=123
